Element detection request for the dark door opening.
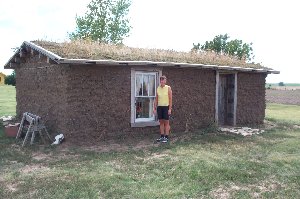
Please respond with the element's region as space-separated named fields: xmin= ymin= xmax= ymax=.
xmin=218 ymin=74 xmax=235 ymax=126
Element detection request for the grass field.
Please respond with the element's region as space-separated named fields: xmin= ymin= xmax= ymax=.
xmin=266 ymin=83 xmax=300 ymax=91
xmin=266 ymin=103 xmax=300 ymax=124
xmin=266 ymin=83 xmax=300 ymax=87
xmin=1 ymin=86 xmax=300 ymax=198
xmin=0 ymin=85 xmax=16 ymax=116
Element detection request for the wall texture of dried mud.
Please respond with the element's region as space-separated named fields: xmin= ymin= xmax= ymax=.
xmin=236 ymin=73 xmax=266 ymax=125
xmin=163 ymin=68 xmax=216 ymax=132
xmin=15 ymin=54 xmax=266 ymax=144
xmin=15 ymin=55 xmax=68 ymax=135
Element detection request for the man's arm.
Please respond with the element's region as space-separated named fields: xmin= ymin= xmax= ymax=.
xmin=168 ymin=86 xmax=172 ymax=115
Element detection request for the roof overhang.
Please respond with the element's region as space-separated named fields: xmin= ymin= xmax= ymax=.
xmin=4 ymin=41 xmax=63 ymax=69
xmin=59 ymin=59 xmax=280 ymax=73
xmin=4 ymin=41 xmax=280 ymax=74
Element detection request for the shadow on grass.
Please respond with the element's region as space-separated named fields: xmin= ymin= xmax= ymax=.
xmin=1 ymin=119 xmax=298 ymax=159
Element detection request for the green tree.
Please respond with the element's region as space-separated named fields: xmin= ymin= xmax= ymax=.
xmin=69 ymin=0 xmax=131 ymax=44
xmin=5 ymin=71 xmax=16 ymax=86
xmin=278 ymin=82 xmax=285 ymax=86
xmin=192 ymin=34 xmax=254 ymax=61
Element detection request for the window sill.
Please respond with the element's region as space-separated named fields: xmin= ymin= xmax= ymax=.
xmin=131 ymin=121 xmax=159 ymax=128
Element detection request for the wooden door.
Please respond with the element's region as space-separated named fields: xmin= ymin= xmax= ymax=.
xmin=218 ymin=74 xmax=235 ymax=126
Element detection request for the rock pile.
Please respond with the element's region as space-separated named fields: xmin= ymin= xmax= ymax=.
xmin=219 ymin=127 xmax=265 ymax=136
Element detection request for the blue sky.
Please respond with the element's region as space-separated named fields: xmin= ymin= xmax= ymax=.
xmin=0 ymin=0 xmax=299 ymax=83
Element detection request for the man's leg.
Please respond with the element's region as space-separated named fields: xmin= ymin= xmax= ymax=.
xmin=162 ymin=120 xmax=170 ymax=143
xmin=164 ymin=120 xmax=170 ymax=135
xmin=156 ymin=119 xmax=165 ymax=142
xmin=162 ymin=106 xmax=170 ymax=143
xmin=159 ymin=119 xmax=165 ymax=135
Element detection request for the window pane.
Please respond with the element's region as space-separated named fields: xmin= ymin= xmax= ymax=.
xmin=148 ymin=75 xmax=155 ymax=96
xmin=143 ymin=75 xmax=149 ymax=96
xmin=136 ymin=97 xmax=155 ymax=119
xmin=136 ymin=74 xmax=143 ymax=96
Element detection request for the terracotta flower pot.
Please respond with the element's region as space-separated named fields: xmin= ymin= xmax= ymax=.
xmin=4 ymin=124 xmax=20 ymax=137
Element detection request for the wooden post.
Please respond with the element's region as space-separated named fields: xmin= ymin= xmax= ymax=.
xmin=16 ymin=112 xmax=26 ymax=139
xmin=10 ymin=63 xmax=19 ymax=68
xmin=215 ymin=71 xmax=219 ymax=125
xmin=14 ymin=57 xmax=21 ymax=64
xmin=22 ymin=119 xmax=34 ymax=147
xmin=233 ymin=72 xmax=238 ymax=126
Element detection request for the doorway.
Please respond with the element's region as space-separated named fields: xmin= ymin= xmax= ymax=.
xmin=217 ymin=73 xmax=236 ymax=126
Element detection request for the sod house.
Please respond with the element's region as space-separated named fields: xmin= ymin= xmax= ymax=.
xmin=4 ymin=41 xmax=279 ymax=143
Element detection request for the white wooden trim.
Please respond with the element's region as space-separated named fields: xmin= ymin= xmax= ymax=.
xmin=216 ymin=71 xmax=238 ymax=126
xmin=135 ymin=72 xmax=157 ymax=98
xmin=130 ymin=67 xmax=162 ymax=127
xmin=233 ymin=72 xmax=238 ymax=126
xmin=130 ymin=69 xmax=135 ymax=124
xmin=215 ymin=71 xmax=219 ymax=125
xmin=135 ymin=117 xmax=155 ymax=123
xmin=131 ymin=121 xmax=159 ymax=128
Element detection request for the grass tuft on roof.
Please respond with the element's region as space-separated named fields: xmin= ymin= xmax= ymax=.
xmin=32 ymin=40 xmax=266 ymax=69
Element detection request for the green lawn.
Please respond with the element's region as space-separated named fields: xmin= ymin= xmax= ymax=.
xmin=0 ymin=85 xmax=16 ymax=116
xmin=266 ymin=103 xmax=300 ymax=124
xmin=1 ymin=87 xmax=300 ymax=198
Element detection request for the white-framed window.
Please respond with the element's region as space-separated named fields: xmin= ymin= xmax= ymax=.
xmin=131 ymin=69 xmax=161 ymax=127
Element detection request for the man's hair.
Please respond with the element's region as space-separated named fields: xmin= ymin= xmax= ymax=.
xmin=160 ymin=75 xmax=167 ymax=81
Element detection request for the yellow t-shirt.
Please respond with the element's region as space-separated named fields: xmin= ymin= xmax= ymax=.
xmin=157 ymin=85 xmax=169 ymax=106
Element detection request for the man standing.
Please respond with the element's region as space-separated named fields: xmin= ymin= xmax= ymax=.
xmin=153 ymin=75 xmax=172 ymax=143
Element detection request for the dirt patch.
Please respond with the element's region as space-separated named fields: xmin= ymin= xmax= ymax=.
xmin=32 ymin=151 xmax=81 ymax=163
xmin=80 ymin=140 xmax=158 ymax=153
xmin=0 ymin=175 xmax=5 ymax=183
xmin=266 ymin=89 xmax=300 ymax=105
xmin=61 ymin=132 xmax=189 ymax=153
xmin=263 ymin=120 xmax=278 ymax=130
xmin=143 ymin=153 xmax=169 ymax=161
xmin=293 ymin=125 xmax=300 ymax=129
xmin=32 ymin=153 xmax=51 ymax=161
xmin=10 ymin=144 xmax=24 ymax=152
xmin=211 ymin=187 xmax=230 ymax=199
xmin=269 ymin=86 xmax=300 ymax=91
xmin=6 ymin=183 xmax=19 ymax=192
xmin=210 ymin=178 xmax=284 ymax=198
xmin=20 ymin=165 xmax=50 ymax=174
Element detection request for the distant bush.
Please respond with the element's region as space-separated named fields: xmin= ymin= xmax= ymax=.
xmin=5 ymin=71 xmax=16 ymax=86
xmin=278 ymin=82 xmax=285 ymax=86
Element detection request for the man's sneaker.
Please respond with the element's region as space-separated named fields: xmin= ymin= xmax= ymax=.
xmin=162 ymin=137 xmax=169 ymax=143
xmin=156 ymin=137 xmax=164 ymax=142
